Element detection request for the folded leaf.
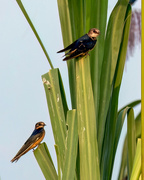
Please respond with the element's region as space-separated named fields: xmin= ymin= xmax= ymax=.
xmin=34 ymin=143 xmax=58 ymax=180
xmin=130 ymin=139 xmax=141 ymax=180
xmin=42 ymin=68 xmax=68 ymax=171
xmin=62 ymin=110 xmax=78 ymax=180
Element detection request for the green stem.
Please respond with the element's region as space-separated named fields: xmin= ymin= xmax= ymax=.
xmin=16 ymin=0 xmax=54 ymax=69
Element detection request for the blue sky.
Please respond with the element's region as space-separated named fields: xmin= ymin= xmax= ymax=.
xmin=0 ymin=0 xmax=141 ymax=179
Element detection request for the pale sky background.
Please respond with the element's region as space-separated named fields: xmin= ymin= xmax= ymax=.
xmin=0 ymin=0 xmax=141 ymax=179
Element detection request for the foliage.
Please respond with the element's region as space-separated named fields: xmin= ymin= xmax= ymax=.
xmin=16 ymin=0 xmax=141 ymax=179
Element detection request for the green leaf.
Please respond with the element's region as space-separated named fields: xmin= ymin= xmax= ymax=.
xmin=16 ymin=0 xmax=54 ymax=69
xmin=57 ymin=0 xmax=72 ymax=47
xmin=90 ymin=0 xmax=108 ymax=125
xmin=34 ymin=143 xmax=58 ymax=180
xmin=57 ymin=70 xmax=69 ymax=116
xmin=130 ymin=139 xmax=141 ymax=180
xmin=42 ymin=68 xmax=67 ymax=171
xmin=98 ymin=0 xmax=129 ymax=155
xmin=68 ymin=0 xmax=84 ymax=39
xmin=100 ymin=5 xmax=132 ymax=179
xmin=118 ymin=136 xmax=128 ymax=180
xmin=62 ymin=110 xmax=78 ymax=180
xmin=118 ymin=100 xmax=141 ymax=113
xmin=76 ymin=57 xmax=100 ymax=180
xmin=118 ymin=112 xmax=141 ymax=180
xmin=135 ymin=112 xmax=141 ymax=139
xmin=127 ymin=108 xmax=136 ymax=177
xmin=57 ymin=0 xmax=77 ymax=109
xmin=114 ymin=107 xmax=130 ymax=154
xmin=55 ymin=145 xmax=62 ymax=180
xmin=67 ymin=0 xmax=84 ymax=109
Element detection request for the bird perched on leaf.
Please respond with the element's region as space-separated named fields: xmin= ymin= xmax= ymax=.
xmin=11 ymin=122 xmax=46 ymax=163
xmin=57 ymin=28 xmax=100 ymax=61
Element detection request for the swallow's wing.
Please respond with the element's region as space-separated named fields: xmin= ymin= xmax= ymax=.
xmin=24 ymin=128 xmax=44 ymax=146
xmin=57 ymin=40 xmax=77 ymax=53
xmin=63 ymin=37 xmax=97 ymax=60
xmin=57 ymin=34 xmax=89 ymax=53
xmin=11 ymin=129 xmax=44 ymax=162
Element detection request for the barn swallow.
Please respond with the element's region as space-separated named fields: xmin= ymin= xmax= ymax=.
xmin=11 ymin=122 xmax=46 ymax=163
xmin=57 ymin=28 xmax=100 ymax=61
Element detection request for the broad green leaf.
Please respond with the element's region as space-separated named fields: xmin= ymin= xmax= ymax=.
xmin=76 ymin=57 xmax=100 ymax=180
xmin=114 ymin=107 xmax=130 ymax=159
xmin=58 ymin=70 xmax=69 ymax=116
xmin=68 ymin=0 xmax=84 ymax=39
xmin=101 ymin=5 xmax=132 ymax=179
xmin=16 ymin=0 xmax=53 ymax=69
xmin=98 ymin=0 xmax=129 ymax=155
xmin=90 ymin=0 xmax=108 ymax=125
xmin=135 ymin=112 xmax=141 ymax=139
xmin=68 ymin=0 xmax=84 ymax=109
xmin=127 ymin=108 xmax=136 ymax=177
xmin=62 ymin=110 xmax=78 ymax=180
xmin=103 ymin=107 xmax=130 ymax=180
xmin=57 ymin=0 xmax=72 ymax=47
xmin=118 ymin=112 xmax=141 ymax=180
xmin=67 ymin=0 xmax=88 ymax=110
xmin=130 ymin=139 xmax=141 ymax=180
xmin=34 ymin=143 xmax=58 ymax=180
xmin=118 ymin=136 xmax=127 ymax=180
xmin=55 ymin=145 xmax=61 ymax=180
xmin=42 ymin=69 xmax=67 ymax=171
xmin=57 ymin=0 xmax=76 ymax=109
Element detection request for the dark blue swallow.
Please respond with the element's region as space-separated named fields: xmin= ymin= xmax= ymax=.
xmin=57 ymin=28 xmax=100 ymax=61
xmin=11 ymin=122 xmax=46 ymax=163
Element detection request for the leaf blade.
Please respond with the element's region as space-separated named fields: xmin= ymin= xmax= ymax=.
xmin=130 ymin=139 xmax=141 ymax=180
xmin=62 ymin=110 xmax=78 ymax=180
xmin=98 ymin=0 xmax=129 ymax=156
xmin=42 ymin=69 xmax=67 ymax=171
xmin=101 ymin=5 xmax=132 ymax=179
xmin=76 ymin=57 xmax=100 ymax=180
xmin=34 ymin=143 xmax=58 ymax=180
xmin=127 ymin=108 xmax=136 ymax=177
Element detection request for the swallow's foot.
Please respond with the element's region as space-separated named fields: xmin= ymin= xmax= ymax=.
xmin=84 ymin=53 xmax=90 ymax=58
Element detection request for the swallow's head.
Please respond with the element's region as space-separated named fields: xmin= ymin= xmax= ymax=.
xmin=35 ymin=122 xmax=46 ymax=129
xmin=88 ymin=28 xmax=100 ymax=39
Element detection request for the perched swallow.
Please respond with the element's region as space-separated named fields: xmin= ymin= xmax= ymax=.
xmin=11 ymin=122 xmax=46 ymax=163
xmin=57 ymin=28 xmax=100 ymax=61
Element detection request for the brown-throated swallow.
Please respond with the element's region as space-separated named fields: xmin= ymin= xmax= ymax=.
xmin=57 ymin=28 xmax=100 ymax=61
xmin=11 ymin=122 xmax=46 ymax=162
